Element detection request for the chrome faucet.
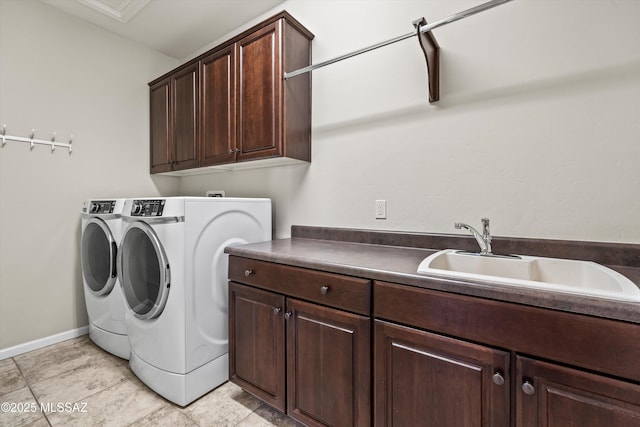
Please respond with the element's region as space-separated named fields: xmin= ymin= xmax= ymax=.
xmin=455 ymin=218 xmax=492 ymax=255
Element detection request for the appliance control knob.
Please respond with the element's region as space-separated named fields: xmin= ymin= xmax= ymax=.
xmin=90 ymin=203 xmax=99 ymax=213
xmin=132 ymin=203 xmax=143 ymax=214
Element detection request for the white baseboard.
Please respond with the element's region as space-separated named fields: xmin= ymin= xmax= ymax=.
xmin=0 ymin=326 xmax=89 ymax=360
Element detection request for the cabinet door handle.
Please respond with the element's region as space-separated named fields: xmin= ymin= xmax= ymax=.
xmin=244 ymin=269 xmax=254 ymax=277
xmin=284 ymin=311 xmax=292 ymax=320
xmin=522 ymin=380 xmax=535 ymax=395
xmin=273 ymin=307 xmax=281 ymax=315
xmin=320 ymin=285 xmax=329 ymax=295
xmin=492 ymin=372 xmax=505 ymax=386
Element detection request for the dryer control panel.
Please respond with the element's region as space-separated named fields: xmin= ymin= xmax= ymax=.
xmin=131 ymin=199 xmax=165 ymax=217
xmin=85 ymin=200 xmax=116 ymax=214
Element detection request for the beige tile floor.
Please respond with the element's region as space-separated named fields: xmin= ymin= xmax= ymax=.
xmin=0 ymin=336 xmax=302 ymax=427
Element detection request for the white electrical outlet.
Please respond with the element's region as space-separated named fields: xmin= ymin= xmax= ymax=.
xmin=375 ymin=200 xmax=387 ymax=219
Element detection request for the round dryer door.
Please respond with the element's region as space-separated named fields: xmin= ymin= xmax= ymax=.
xmin=81 ymin=218 xmax=117 ymax=296
xmin=118 ymin=222 xmax=170 ymax=320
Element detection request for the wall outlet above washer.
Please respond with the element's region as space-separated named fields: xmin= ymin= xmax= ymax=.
xmin=375 ymin=200 xmax=387 ymax=219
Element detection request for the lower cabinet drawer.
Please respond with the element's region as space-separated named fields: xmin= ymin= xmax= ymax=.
xmin=229 ymin=256 xmax=371 ymax=315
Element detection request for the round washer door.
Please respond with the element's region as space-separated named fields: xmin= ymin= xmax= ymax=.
xmin=81 ymin=218 xmax=117 ymax=296
xmin=118 ymin=221 xmax=170 ymax=320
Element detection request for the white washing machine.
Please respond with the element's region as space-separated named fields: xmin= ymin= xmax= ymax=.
xmin=80 ymin=199 xmax=130 ymax=359
xmin=117 ymin=197 xmax=271 ymax=406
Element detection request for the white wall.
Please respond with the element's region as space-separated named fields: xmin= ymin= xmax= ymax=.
xmin=180 ymin=0 xmax=640 ymax=243
xmin=2 ymin=0 xmax=640 ymax=353
xmin=0 ymin=0 xmax=179 ymax=350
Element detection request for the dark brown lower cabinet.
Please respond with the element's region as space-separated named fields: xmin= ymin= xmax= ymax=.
xmin=516 ymin=356 xmax=640 ymax=427
xmin=229 ymin=262 xmax=640 ymax=427
xmin=287 ymin=298 xmax=370 ymax=427
xmin=374 ymin=280 xmax=640 ymax=427
xmin=374 ymin=320 xmax=510 ymax=427
xmin=229 ymin=283 xmax=286 ymax=411
xmin=229 ymin=281 xmax=370 ymax=427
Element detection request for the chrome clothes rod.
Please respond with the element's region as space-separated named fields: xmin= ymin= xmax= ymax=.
xmin=1 ymin=125 xmax=73 ymax=154
xmin=283 ymin=0 xmax=514 ymax=80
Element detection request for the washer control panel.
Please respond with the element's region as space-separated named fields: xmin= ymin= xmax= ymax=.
xmin=131 ymin=199 xmax=165 ymax=217
xmin=86 ymin=200 xmax=116 ymax=214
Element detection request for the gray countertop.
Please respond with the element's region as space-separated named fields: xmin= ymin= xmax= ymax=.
xmin=226 ymin=236 xmax=640 ymax=324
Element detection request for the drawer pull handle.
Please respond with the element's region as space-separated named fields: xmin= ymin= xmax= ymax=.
xmin=522 ymin=380 xmax=535 ymax=395
xmin=320 ymin=286 xmax=330 ymax=295
xmin=244 ymin=269 xmax=254 ymax=277
xmin=273 ymin=307 xmax=281 ymax=315
xmin=492 ymin=372 xmax=505 ymax=386
xmin=284 ymin=311 xmax=292 ymax=320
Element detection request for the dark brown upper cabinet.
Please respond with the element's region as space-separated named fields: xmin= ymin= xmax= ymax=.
xmin=171 ymin=63 xmax=199 ymax=171
xmin=149 ymin=77 xmax=171 ymax=173
xmin=149 ymin=64 xmax=199 ymax=174
xmin=236 ymin=22 xmax=281 ymax=162
xmin=201 ymin=45 xmax=236 ymax=167
xmin=149 ymin=11 xmax=313 ymax=175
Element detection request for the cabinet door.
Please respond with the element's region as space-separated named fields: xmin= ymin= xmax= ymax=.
xmin=171 ymin=63 xmax=199 ymax=170
xmin=229 ymin=282 xmax=286 ymax=411
xmin=286 ymin=298 xmax=371 ymax=427
xmin=237 ymin=20 xmax=282 ymax=161
xmin=517 ymin=356 xmax=640 ymax=427
xmin=374 ymin=320 xmax=510 ymax=427
xmin=201 ymin=45 xmax=236 ymax=166
xmin=149 ymin=77 xmax=172 ymax=173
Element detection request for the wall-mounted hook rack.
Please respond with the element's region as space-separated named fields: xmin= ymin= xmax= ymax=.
xmin=0 ymin=124 xmax=73 ymax=154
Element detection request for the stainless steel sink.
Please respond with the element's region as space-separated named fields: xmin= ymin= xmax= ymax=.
xmin=417 ymin=249 xmax=640 ymax=302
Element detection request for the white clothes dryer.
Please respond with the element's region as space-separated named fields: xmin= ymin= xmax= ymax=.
xmin=80 ymin=199 xmax=129 ymax=359
xmin=117 ymin=197 xmax=271 ymax=406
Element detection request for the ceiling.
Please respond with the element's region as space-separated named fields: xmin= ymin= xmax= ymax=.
xmin=42 ymin=0 xmax=286 ymax=59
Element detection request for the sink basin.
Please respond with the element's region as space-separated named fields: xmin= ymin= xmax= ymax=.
xmin=417 ymin=249 xmax=640 ymax=302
